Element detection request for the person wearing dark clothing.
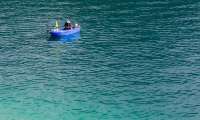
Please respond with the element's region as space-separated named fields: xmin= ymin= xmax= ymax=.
xmin=64 ymin=20 xmax=71 ymax=30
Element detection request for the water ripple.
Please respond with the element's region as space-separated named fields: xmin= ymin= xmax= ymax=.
xmin=0 ymin=0 xmax=200 ymax=120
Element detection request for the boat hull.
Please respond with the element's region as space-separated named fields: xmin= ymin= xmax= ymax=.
xmin=50 ymin=27 xmax=80 ymax=36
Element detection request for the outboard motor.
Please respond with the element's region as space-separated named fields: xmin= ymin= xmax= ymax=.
xmin=75 ymin=24 xmax=79 ymax=28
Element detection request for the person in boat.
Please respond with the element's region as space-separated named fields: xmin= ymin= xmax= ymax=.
xmin=64 ymin=20 xmax=71 ymax=30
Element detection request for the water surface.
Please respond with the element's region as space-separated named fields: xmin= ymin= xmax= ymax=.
xmin=0 ymin=0 xmax=200 ymax=120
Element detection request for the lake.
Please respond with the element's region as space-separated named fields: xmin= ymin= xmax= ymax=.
xmin=0 ymin=0 xmax=200 ymax=119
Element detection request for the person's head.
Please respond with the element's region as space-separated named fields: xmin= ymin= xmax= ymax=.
xmin=67 ymin=20 xmax=70 ymax=23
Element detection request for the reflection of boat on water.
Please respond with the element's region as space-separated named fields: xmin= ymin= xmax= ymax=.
xmin=48 ymin=32 xmax=80 ymax=42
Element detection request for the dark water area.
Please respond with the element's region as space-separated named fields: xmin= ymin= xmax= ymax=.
xmin=0 ymin=0 xmax=200 ymax=119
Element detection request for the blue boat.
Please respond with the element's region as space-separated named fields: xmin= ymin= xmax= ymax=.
xmin=50 ymin=26 xmax=80 ymax=36
xmin=49 ymin=32 xmax=80 ymax=42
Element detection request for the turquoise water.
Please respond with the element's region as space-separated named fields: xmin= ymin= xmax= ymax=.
xmin=1 ymin=0 xmax=200 ymax=119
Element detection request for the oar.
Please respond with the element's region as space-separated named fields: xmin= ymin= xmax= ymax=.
xmin=46 ymin=24 xmax=50 ymax=33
